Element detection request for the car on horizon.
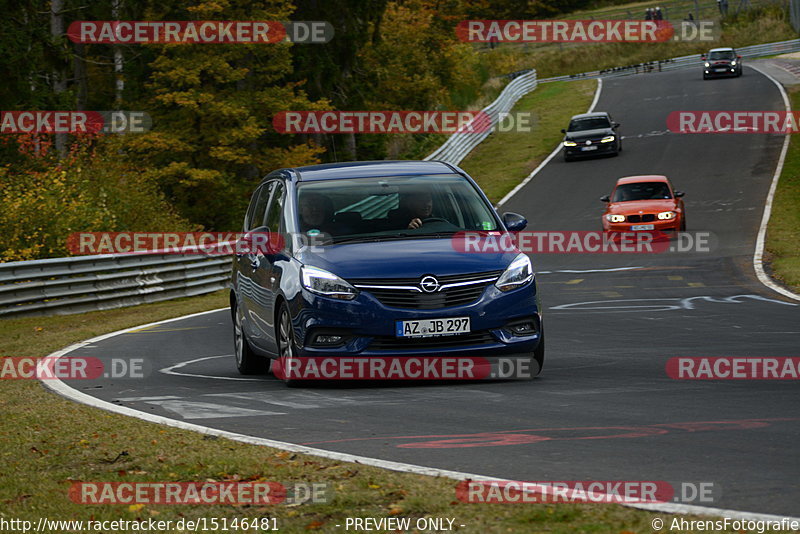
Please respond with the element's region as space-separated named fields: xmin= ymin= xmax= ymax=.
xmin=702 ymin=47 xmax=742 ymax=79
xmin=230 ymin=160 xmax=544 ymax=385
xmin=561 ymin=112 xmax=622 ymax=161
xmin=600 ymin=175 xmax=685 ymax=233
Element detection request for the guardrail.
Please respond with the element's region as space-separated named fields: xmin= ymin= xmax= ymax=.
xmin=0 ymin=253 xmax=230 ymax=318
xmin=425 ymin=69 xmax=538 ymax=165
xmin=4 ymin=38 xmax=799 ymax=318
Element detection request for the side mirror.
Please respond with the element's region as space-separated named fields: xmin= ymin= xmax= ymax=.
xmin=612 ymin=122 xmax=620 ymax=129
xmin=737 ymin=55 xmax=742 ymax=59
xmin=701 ymin=55 xmax=706 ymax=60
xmin=502 ymin=212 xmax=527 ymax=232
xmin=238 ymin=226 xmax=284 ymax=256
xmin=600 ymin=195 xmax=610 ymax=202
xmin=560 ymin=128 xmax=566 ymax=134
xmin=674 ymin=191 xmax=685 ymax=198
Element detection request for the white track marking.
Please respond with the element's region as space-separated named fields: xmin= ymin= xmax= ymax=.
xmin=747 ymin=64 xmax=800 ymax=302
xmin=42 ymin=307 xmax=799 ymax=521
xmin=497 ymin=78 xmax=603 ymax=208
xmin=159 ymin=354 xmax=268 ymax=382
xmin=144 ymin=399 xmax=285 ymax=419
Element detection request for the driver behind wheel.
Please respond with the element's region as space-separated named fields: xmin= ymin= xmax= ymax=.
xmin=389 ymin=189 xmax=434 ymax=229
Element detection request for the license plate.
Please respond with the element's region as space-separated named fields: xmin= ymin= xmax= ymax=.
xmin=715 ymin=67 xmax=727 ymax=72
xmin=581 ymin=146 xmax=598 ymax=151
xmin=631 ymin=224 xmax=655 ymax=231
xmin=396 ymin=317 xmax=470 ymax=338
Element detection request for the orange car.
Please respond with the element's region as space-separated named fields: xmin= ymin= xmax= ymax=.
xmin=600 ymin=175 xmax=685 ymax=232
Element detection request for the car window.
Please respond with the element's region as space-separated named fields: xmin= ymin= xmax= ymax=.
xmin=613 ymin=182 xmax=672 ymax=202
xmin=568 ymin=117 xmax=611 ymax=132
xmin=709 ymin=50 xmax=735 ymax=60
xmin=295 ymin=174 xmax=499 ymax=242
xmin=264 ymin=181 xmax=286 ymax=234
xmin=244 ymin=182 xmax=274 ymax=231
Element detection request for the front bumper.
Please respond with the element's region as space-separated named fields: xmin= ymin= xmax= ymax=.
xmin=704 ymin=66 xmax=739 ymax=77
xmin=564 ymin=141 xmax=618 ymax=158
xmin=603 ymin=217 xmax=681 ymax=233
xmin=288 ymin=281 xmax=542 ymax=358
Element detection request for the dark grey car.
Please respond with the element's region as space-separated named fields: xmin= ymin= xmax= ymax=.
xmin=561 ymin=112 xmax=621 ymax=162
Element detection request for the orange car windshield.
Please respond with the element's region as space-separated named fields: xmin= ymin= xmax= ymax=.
xmin=613 ymin=182 xmax=672 ymax=202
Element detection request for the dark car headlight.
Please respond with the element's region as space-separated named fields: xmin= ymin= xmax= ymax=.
xmin=495 ymin=253 xmax=533 ymax=292
xmin=300 ymin=266 xmax=358 ymax=300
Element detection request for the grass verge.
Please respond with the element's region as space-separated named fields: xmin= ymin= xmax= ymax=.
xmin=0 ymin=291 xmax=774 ymax=532
xmin=460 ymin=79 xmax=597 ymax=203
xmin=479 ymin=4 xmax=796 ymax=80
xmin=765 ymin=86 xmax=800 ymax=293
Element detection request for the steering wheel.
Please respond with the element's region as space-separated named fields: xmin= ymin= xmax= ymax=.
xmin=421 ymin=217 xmax=449 ymax=224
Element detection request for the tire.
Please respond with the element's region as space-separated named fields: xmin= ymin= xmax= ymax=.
xmin=564 ymin=154 xmax=573 ymax=162
xmin=528 ymin=331 xmax=545 ymax=379
xmin=233 ymin=302 xmax=265 ymax=375
xmin=275 ymin=302 xmax=303 ymax=387
xmin=703 ymin=74 xmax=709 ymax=80
xmin=680 ymin=217 xmax=686 ymax=232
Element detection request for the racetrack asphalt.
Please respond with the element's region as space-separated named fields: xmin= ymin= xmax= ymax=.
xmin=58 ymin=65 xmax=800 ymax=517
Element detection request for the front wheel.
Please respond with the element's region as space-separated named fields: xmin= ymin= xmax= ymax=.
xmin=528 ymin=332 xmax=545 ymax=379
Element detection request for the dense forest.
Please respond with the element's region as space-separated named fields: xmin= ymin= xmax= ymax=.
xmin=0 ymin=0 xmax=630 ymax=259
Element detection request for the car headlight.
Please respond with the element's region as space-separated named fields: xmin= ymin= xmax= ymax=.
xmin=731 ymin=61 xmax=737 ymax=66
xmin=704 ymin=62 xmax=710 ymax=67
xmin=563 ymin=140 xmax=577 ymax=147
xmin=495 ymin=253 xmax=533 ymax=292
xmin=600 ymin=135 xmax=615 ymax=143
xmin=606 ymin=214 xmax=625 ymax=223
xmin=301 ymin=266 xmax=358 ymax=300
xmin=657 ymin=211 xmax=676 ymax=220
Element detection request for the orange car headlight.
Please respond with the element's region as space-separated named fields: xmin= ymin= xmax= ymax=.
xmin=606 ymin=214 xmax=625 ymax=223
xmin=657 ymin=211 xmax=676 ymax=220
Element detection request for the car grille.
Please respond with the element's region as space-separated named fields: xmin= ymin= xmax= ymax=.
xmin=349 ymin=270 xmax=503 ymax=310
xmin=369 ymin=330 xmax=497 ymax=350
xmin=626 ymin=214 xmax=655 ymax=223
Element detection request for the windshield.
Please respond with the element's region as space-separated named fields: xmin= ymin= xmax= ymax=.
xmin=612 ymin=182 xmax=673 ymax=202
xmin=567 ymin=116 xmax=611 ymax=132
xmin=709 ymin=50 xmax=735 ymax=60
xmin=295 ymin=174 xmax=499 ymax=243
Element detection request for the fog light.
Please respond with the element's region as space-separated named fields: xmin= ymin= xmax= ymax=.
xmin=507 ymin=320 xmax=537 ymax=336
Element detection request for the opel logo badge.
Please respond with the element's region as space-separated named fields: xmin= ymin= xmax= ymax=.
xmin=420 ymin=275 xmax=440 ymax=293
xmin=585 ymin=140 xmax=592 ymax=145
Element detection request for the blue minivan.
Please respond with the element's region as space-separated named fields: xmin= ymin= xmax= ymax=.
xmin=230 ymin=160 xmax=543 ymax=384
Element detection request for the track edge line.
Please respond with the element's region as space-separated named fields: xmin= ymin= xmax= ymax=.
xmin=39 ymin=304 xmax=800 ymax=522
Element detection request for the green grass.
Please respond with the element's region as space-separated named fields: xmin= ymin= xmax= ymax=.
xmin=0 ymin=291 xmax=784 ymax=532
xmin=477 ymin=4 xmax=796 ymax=80
xmin=461 ymin=79 xmax=597 ymax=203
xmin=766 ymin=86 xmax=800 ymax=293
